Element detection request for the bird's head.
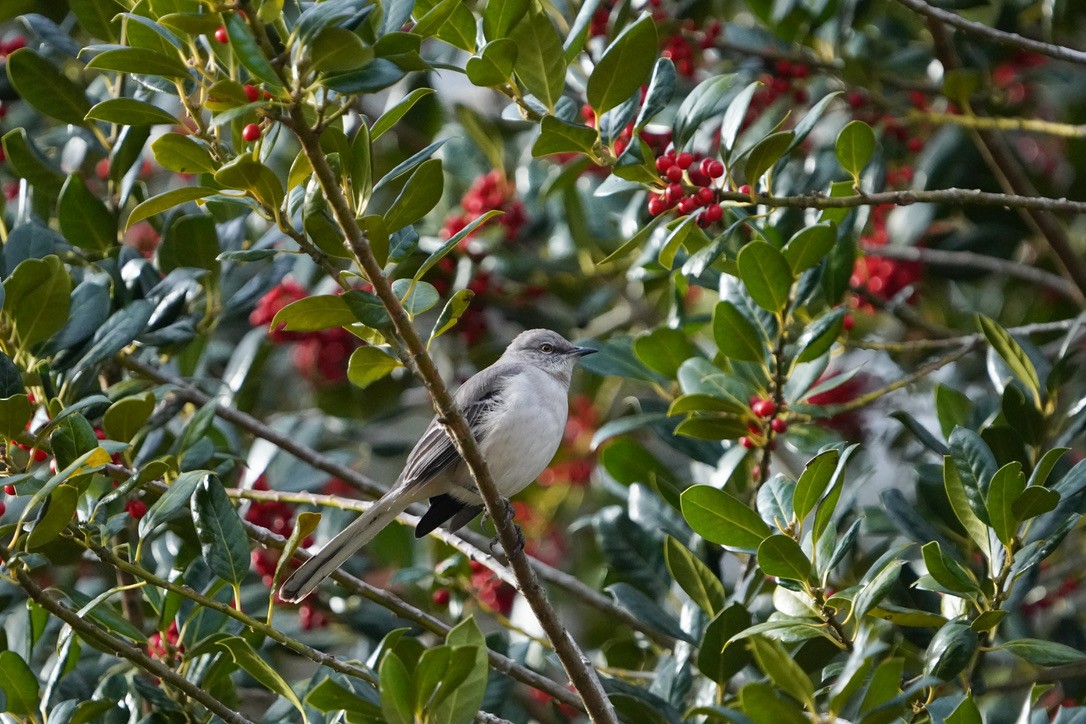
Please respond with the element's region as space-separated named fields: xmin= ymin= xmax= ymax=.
xmin=502 ymin=329 xmax=596 ymax=377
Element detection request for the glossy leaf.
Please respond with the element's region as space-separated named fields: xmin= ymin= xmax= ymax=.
xmin=26 ymin=484 xmax=79 ymax=549
xmin=465 ymin=38 xmax=518 ymax=86
xmin=921 ymin=541 xmax=976 ymax=594
xmin=747 ymin=636 xmax=815 ymax=710
xmin=3 ymin=255 xmax=72 ymax=347
xmin=2 ymin=128 xmax=66 ymax=199
xmin=126 ymin=187 xmax=218 ymax=229
xmin=633 ymin=328 xmax=698 ymax=378
xmin=224 ymin=12 xmax=283 ymax=87
xmin=139 ymin=471 xmax=207 ymax=539
xmin=681 ymin=484 xmax=771 ymax=551
xmin=58 ymin=174 xmax=115 ymax=252
xmin=214 ymin=156 xmax=285 ymax=211
xmin=1000 ymin=638 xmax=1086 ymax=666
xmin=698 ymin=604 xmax=753 ymax=684
xmin=1012 ymin=486 xmax=1060 ymax=520
xmin=793 ymin=309 xmax=845 ymax=364
xmin=737 ymin=241 xmax=794 ymax=313
xmin=217 ymin=637 xmax=307 ymax=721
xmin=509 ymin=6 xmax=566 ymax=111
xmin=924 ymin=622 xmax=979 ymax=681
xmin=532 ymin=115 xmax=599 ymax=157
xmin=412 ymin=210 xmax=502 ymax=282
xmin=743 ymin=131 xmax=795 ymax=185
xmin=587 ymin=15 xmax=658 ymax=116
xmin=781 ymin=223 xmax=835 ymax=273
xmin=151 ymin=133 xmax=218 ymax=174
xmin=383 ymin=158 xmax=443 ymax=233
xmin=85 ymin=98 xmax=178 ymax=126
xmin=987 ymin=461 xmax=1026 ymax=545
xmin=712 ymin=300 xmax=766 ymax=362
xmin=835 ymin=120 xmax=876 ymax=180
xmin=190 ymin=475 xmax=250 ymax=587
xmin=606 ymin=582 xmax=695 ymax=643
xmin=429 ymin=289 xmax=475 ymax=344
xmin=102 ymin=393 xmax=154 ymax=443
xmin=0 ymin=651 xmax=38 ymax=717
xmin=635 ymin=58 xmax=676 ymax=128
xmin=792 ymin=449 xmax=840 ymax=520
xmin=977 ymin=315 xmax=1042 ymax=407
xmin=757 ymin=535 xmax=812 ymax=584
xmin=6 ymin=48 xmax=91 ymax=124
xmin=372 ymin=89 xmax=435 ymax=140
xmin=663 ymin=535 xmax=725 ymax=615
xmin=86 ymin=46 xmax=191 ymax=78
xmin=379 ymin=652 xmax=413 ymax=724
xmin=347 ymin=346 xmax=400 ymax=388
xmin=482 ymin=0 xmax=528 ymax=39
xmin=271 ymin=295 xmax=356 ymax=332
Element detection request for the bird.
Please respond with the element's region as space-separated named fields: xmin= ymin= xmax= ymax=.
xmin=279 ymin=329 xmax=597 ymax=602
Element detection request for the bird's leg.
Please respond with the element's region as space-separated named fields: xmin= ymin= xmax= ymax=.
xmin=485 ymin=497 xmax=525 ymax=556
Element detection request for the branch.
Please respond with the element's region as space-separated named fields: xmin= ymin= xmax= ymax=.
xmin=117 ymin=355 xmax=674 ymax=647
xmin=284 ymin=108 xmax=617 ymax=721
xmin=0 ymin=544 xmax=254 ymax=724
xmin=243 ymin=521 xmax=588 ymax=713
xmin=723 ymin=188 xmax=1086 ymax=214
xmin=908 ymin=109 xmax=1086 ymax=139
xmin=849 ymin=317 xmax=1081 ymax=352
xmin=861 ymin=244 xmax=1082 ymax=301
xmin=891 ymin=0 xmax=1086 ymax=66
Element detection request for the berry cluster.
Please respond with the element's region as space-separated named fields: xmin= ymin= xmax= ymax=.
xmin=739 ymin=396 xmax=787 ymax=450
xmin=655 ymin=17 xmax=721 ymax=78
xmin=992 ymin=51 xmax=1046 ymax=108
xmin=647 ymin=150 xmax=726 ymax=226
xmin=743 ymin=60 xmax=812 ymax=128
xmin=538 ymin=395 xmax=597 ymax=488
xmin=250 ymin=280 xmax=361 ymax=385
xmin=440 ymin=170 xmax=526 ymax=250
xmin=849 ymin=204 xmax=923 ymax=311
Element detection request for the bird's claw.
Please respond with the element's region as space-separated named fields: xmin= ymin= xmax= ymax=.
xmin=485 ymin=498 xmax=525 ymax=556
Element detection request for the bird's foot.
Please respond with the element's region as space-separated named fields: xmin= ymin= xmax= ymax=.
xmin=485 ymin=498 xmax=525 ymax=556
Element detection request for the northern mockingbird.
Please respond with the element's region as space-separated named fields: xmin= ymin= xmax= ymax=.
xmin=280 ymin=329 xmax=596 ymax=602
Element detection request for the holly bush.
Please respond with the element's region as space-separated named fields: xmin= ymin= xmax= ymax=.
xmin=2 ymin=0 xmax=1086 ymax=721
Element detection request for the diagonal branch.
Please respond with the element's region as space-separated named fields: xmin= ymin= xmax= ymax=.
xmin=891 ymin=0 xmax=1086 ymax=66
xmin=727 ymin=188 xmax=1086 ymax=214
xmin=281 ymin=109 xmax=618 ymax=722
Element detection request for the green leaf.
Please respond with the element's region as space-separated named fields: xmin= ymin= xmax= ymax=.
xmin=681 ymin=484 xmax=771 ymax=551
xmin=852 ymin=558 xmax=905 ymax=620
xmin=698 ymin=604 xmax=753 ymax=684
xmin=921 ymin=541 xmax=977 ymax=594
xmin=388 ymin=280 xmax=437 ymax=317
xmin=792 ymin=449 xmax=840 ymax=520
xmin=465 ymin=38 xmax=518 ymax=86
xmin=412 ymin=210 xmax=503 ymax=282
xmin=70 ymin=0 xmax=122 ymax=41
xmin=27 ymin=484 xmax=79 ymax=549
xmin=1012 ymin=486 xmax=1060 ymax=520
xmin=2 ymin=128 xmax=66 ymax=199
xmin=531 ymin=115 xmax=599 ymax=157
xmin=214 ymin=155 xmax=285 ymax=211
xmin=6 ymin=48 xmax=91 ymax=124
xmin=0 ymin=395 xmax=33 ymax=439
xmin=781 ymin=223 xmax=835 ymax=274
xmin=987 ymin=461 xmax=1026 ymax=545
xmin=86 ymin=46 xmax=192 ymax=78
xmin=103 ymin=393 xmax=155 ymax=443
xmin=835 ymin=120 xmax=876 ymax=180
xmin=190 ymin=475 xmax=250 ymax=587
xmin=85 ymin=98 xmax=178 ymax=126
xmin=946 ymin=696 xmax=982 ymax=724
xmin=634 ymin=57 xmax=675 ymax=128
xmin=663 ymin=535 xmax=726 ymax=615
xmin=737 ymin=241 xmax=794 ymax=313
xmin=1000 ymin=638 xmax=1086 ymax=666
xmin=935 ymin=384 xmax=973 ymax=439
xmin=977 ymin=315 xmax=1042 ymax=407
xmin=347 ymin=346 xmax=401 ymax=389
xmin=633 ymin=328 xmax=698 ymax=378
xmin=793 ymin=309 xmax=845 ymax=364
xmin=944 ymin=457 xmax=991 ymax=556
xmin=217 ymin=637 xmax=308 ymax=722
xmin=435 ymin=617 xmax=488 ymax=723
xmin=379 ymin=652 xmax=413 ymax=724
xmin=158 ymin=214 xmax=220 ymax=273
xmin=482 ymin=0 xmax=528 ymax=39
xmin=139 ymin=470 xmax=208 ymax=539
xmin=747 ymin=636 xmax=815 ymax=710
xmin=673 ymin=74 xmax=736 ymax=149
xmin=509 ymin=5 xmax=566 ymax=111
xmin=757 ymin=535 xmax=812 ymax=584
xmin=126 ymin=187 xmax=218 ymax=229
xmin=712 ymin=300 xmax=765 ymax=362
xmin=429 ymin=289 xmax=475 ymax=344
xmin=0 ymin=651 xmax=38 ymax=716
xmin=3 ymin=255 xmax=72 ymax=347
xmin=606 ymin=582 xmax=695 ymax=643
xmin=743 ymin=131 xmax=795 ymax=186
xmin=384 ymin=158 xmax=443 ymax=233
xmin=306 ymin=677 xmax=380 ymax=715
xmin=924 ymin=621 xmax=979 ymax=681
xmin=58 ymin=174 xmax=116 ymax=252
xmin=372 ymin=88 xmax=435 ymax=140
xmin=151 ymin=133 xmax=218 ymax=174
xmin=309 ymin=26 xmax=372 ymax=72
xmin=224 ymin=12 xmax=283 ymax=87
xmin=586 ymin=14 xmax=658 ymax=116
xmin=674 ymin=415 xmax=749 ymax=441
xmin=271 ymin=295 xmax=356 ymax=332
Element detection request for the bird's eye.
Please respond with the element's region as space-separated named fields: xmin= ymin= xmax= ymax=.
xmin=540 ymin=343 xmax=554 ymax=353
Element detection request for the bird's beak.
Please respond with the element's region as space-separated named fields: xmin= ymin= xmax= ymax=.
xmin=570 ymin=346 xmax=597 ymax=357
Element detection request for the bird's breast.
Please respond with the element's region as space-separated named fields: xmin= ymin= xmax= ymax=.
xmin=478 ymin=370 xmax=568 ymax=497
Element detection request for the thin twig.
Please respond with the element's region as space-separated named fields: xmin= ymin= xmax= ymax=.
xmin=909 ymin=109 xmax=1086 ymax=139
xmin=861 ymin=244 xmax=1081 ymax=301
xmin=285 ymin=108 xmax=617 ymax=721
xmin=891 ymin=0 xmax=1086 ymax=66
xmin=0 ymin=544 xmax=254 ymax=724
xmin=849 ymin=318 xmax=1080 ymax=352
xmin=724 ymin=188 xmax=1086 ymax=215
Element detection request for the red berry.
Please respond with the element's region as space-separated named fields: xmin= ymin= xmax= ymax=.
xmin=704 ymin=203 xmax=723 ymax=222
xmin=739 ymin=436 xmax=755 ymax=449
xmin=0 ymin=501 xmax=5 ymax=517
xmin=697 ymin=187 xmax=715 ymax=204
xmin=214 ymin=26 xmax=229 ymax=43
xmin=242 ymin=123 xmax=262 ymax=142
xmin=244 ymin=84 xmax=260 ymax=102
xmin=665 ymin=183 xmax=683 ymax=204
xmin=774 ymin=59 xmax=792 ymax=76
xmin=676 ymin=152 xmax=694 ymax=169
xmin=655 ymin=156 xmax=673 ymax=172
xmin=706 ymin=160 xmax=725 ymax=178
xmin=432 ymin=588 xmax=451 ymax=607
xmin=770 ymin=418 xmax=789 ymax=434
xmin=843 ymin=313 xmax=855 ymax=331
xmin=126 ymin=500 xmax=148 ymax=519
xmin=738 ymin=184 xmax=752 ymax=195
xmin=647 ymin=195 xmax=667 ymax=216
xmin=753 ymin=399 xmax=777 ymax=417
xmin=666 ymin=165 xmax=683 ymax=183
xmin=4 ymin=484 xmax=15 ymax=495
xmin=846 ymin=90 xmax=865 ymax=108
xmin=677 ymin=196 xmax=698 ymax=214
xmin=907 ymin=137 xmax=924 ymax=153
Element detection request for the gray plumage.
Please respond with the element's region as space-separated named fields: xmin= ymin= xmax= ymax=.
xmin=279 ymin=329 xmax=595 ymax=602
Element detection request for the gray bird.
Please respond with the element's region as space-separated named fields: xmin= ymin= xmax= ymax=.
xmin=279 ymin=329 xmax=596 ymax=602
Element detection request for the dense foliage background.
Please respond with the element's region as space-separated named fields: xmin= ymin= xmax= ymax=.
xmin=1 ymin=0 xmax=1086 ymax=721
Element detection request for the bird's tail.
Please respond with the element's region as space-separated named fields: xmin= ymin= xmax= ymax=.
xmin=279 ymin=486 xmax=415 ymax=602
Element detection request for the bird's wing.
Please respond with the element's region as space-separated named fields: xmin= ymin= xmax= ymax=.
xmin=395 ymin=363 xmax=522 ymax=488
